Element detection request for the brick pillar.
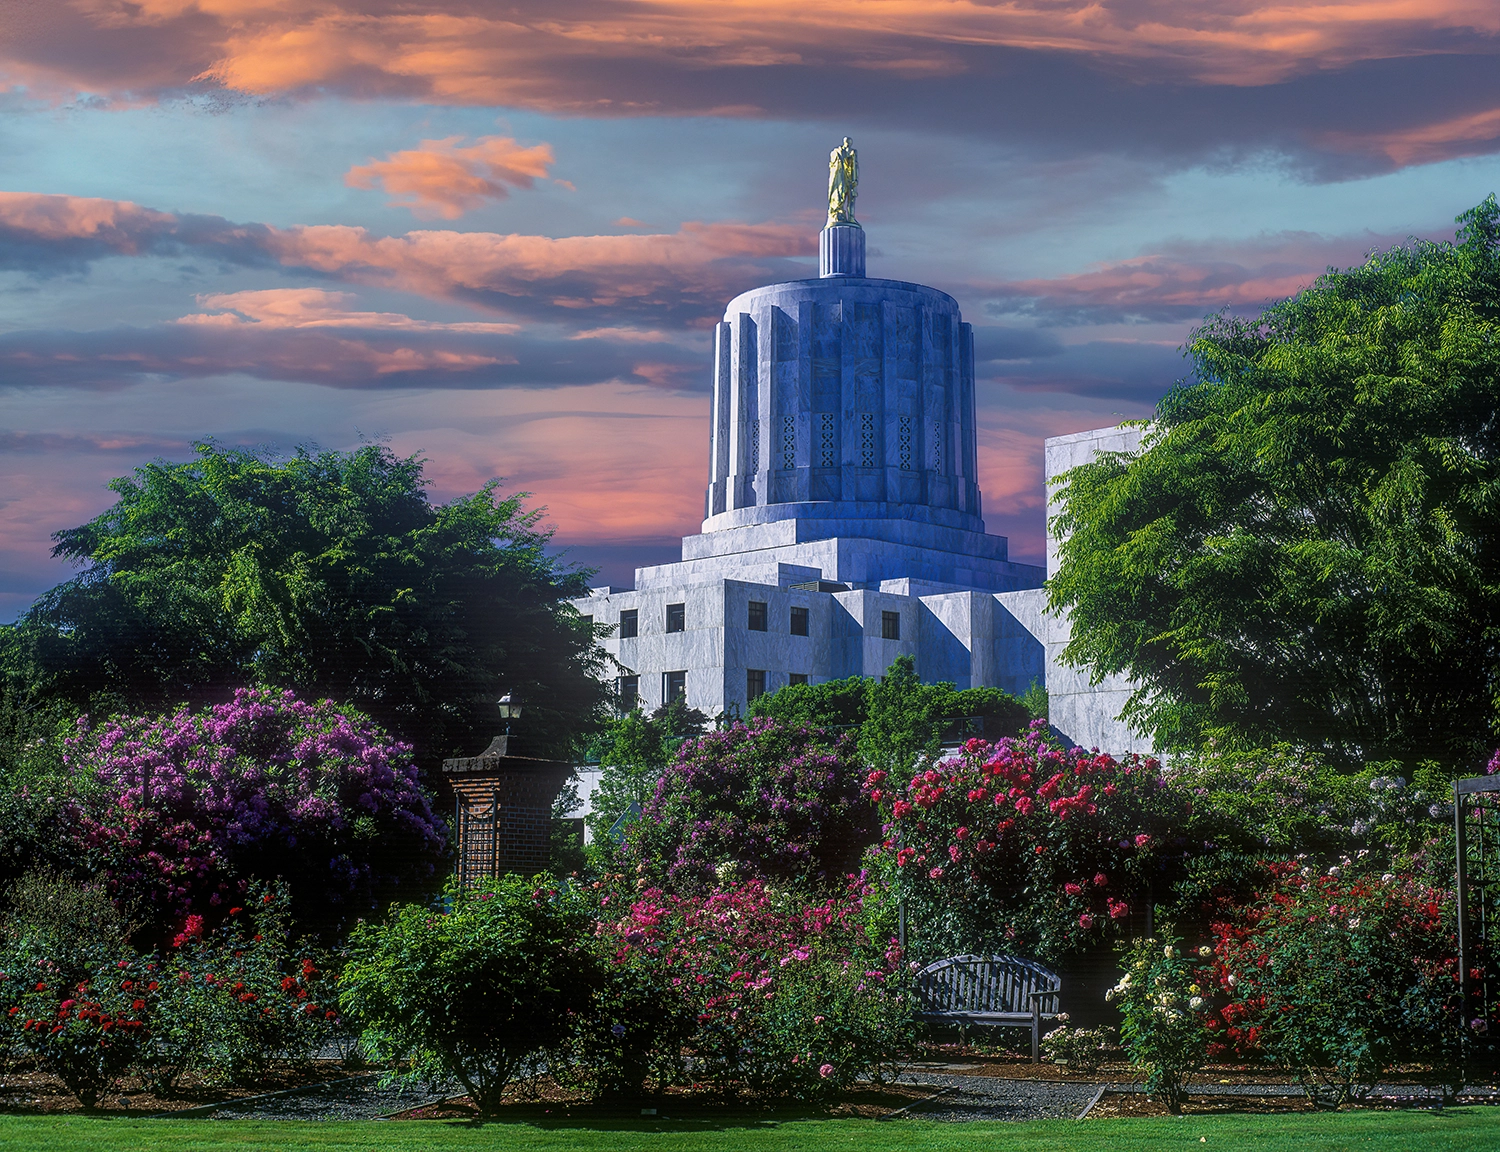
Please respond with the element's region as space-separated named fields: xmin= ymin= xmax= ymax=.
xmin=443 ymin=736 xmax=573 ymax=883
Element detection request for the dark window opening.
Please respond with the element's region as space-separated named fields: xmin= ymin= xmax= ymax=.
xmin=789 ymin=606 xmax=809 ymax=636
xmin=619 ymin=675 xmax=639 ymax=710
xmin=746 ymin=669 xmax=767 ymax=700
xmin=619 ymin=609 xmax=638 ymax=638
xmin=881 ymin=610 xmax=901 ymax=640
xmin=581 ymin=613 xmax=593 ymax=626
xmin=747 ymin=600 xmax=768 ymax=631
xmin=789 ymin=673 xmax=809 ymax=686
xmin=666 ymin=603 xmax=685 ymax=633
xmin=663 ymin=670 xmax=686 ymax=702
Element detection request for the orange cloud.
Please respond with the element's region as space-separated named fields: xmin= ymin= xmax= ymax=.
xmin=345 ymin=135 xmax=555 ymax=219
xmin=6 ymin=3 xmax=1500 ymax=106
xmin=0 ymin=192 xmax=813 ymax=325
xmin=179 ymin=288 xmax=522 ymax=331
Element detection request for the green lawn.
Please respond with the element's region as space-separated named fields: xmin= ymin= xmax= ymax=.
xmin=1 ymin=1109 xmax=1497 ymax=1152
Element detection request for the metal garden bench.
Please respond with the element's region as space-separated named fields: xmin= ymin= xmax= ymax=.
xmin=913 ymin=954 xmax=1062 ymax=1061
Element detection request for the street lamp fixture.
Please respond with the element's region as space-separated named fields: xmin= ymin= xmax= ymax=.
xmin=497 ymin=693 xmax=522 ymax=735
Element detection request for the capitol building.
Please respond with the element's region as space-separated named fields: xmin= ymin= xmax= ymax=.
xmin=573 ymin=143 xmax=1136 ymax=751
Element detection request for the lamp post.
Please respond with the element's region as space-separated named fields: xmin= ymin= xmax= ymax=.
xmin=497 ymin=693 xmax=522 ymax=737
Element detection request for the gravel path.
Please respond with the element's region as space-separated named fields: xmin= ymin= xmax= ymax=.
xmin=896 ymin=1072 xmax=1104 ymax=1121
xmin=157 ymin=1074 xmax=458 ymax=1121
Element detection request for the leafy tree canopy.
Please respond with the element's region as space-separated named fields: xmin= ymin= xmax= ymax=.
xmin=1049 ymin=196 xmax=1500 ymax=768
xmin=751 ymin=655 xmax=1030 ymax=772
xmin=583 ymin=698 xmax=710 ymax=844
xmin=0 ymin=442 xmax=609 ymax=766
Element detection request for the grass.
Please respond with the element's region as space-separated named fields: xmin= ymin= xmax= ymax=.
xmin=0 ymin=1109 xmax=1497 ymax=1152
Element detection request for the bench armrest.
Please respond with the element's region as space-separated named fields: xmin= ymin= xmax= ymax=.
xmin=1026 ymin=989 xmax=1060 ymax=1002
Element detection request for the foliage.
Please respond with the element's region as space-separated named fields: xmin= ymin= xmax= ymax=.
xmin=1108 ymin=933 xmax=1211 ymax=1114
xmin=1039 ymin=1014 xmax=1114 ymax=1073
xmin=0 ymin=871 xmax=143 ymax=1108
xmin=592 ymin=877 xmax=912 ymax=1101
xmin=339 ymin=875 xmax=600 ymax=1117
xmin=140 ymin=886 xmax=338 ymax=1093
xmin=0 ymin=442 xmax=610 ymax=766
xmin=867 ymin=721 xmax=1185 ymax=963
xmin=1208 ymin=859 xmax=1469 ymax=1107
xmin=751 ymin=656 xmax=1030 ymax=774
xmin=626 ymin=719 xmax=879 ymax=894
xmin=584 ymin=700 xmax=710 ymax=846
xmin=63 ymin=688 xmax=444 ymax=940
xmin=2 ymin=950 xmax=151 ymax=1108
xmin=1049 ymin=196 xmax=1500 ymax=766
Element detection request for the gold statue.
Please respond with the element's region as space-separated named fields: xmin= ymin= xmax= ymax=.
xmin=827 ymin=137 xmax=858 ymax=226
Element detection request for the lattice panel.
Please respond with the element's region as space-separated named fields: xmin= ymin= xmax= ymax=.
xmin=931 ymin=420 xmax=943 ymax=472
xmin=782 ymin=414 xmax=796 ymax=470
xmin=859 ymin=412 xmax=877 ymax=468
xmin=818 ymin=413 xmax=836 ymax=467
xmin=898 ymin=414 xmax=913 ymax=470
xmin=749 ymin=419 xmax=760 ymax=475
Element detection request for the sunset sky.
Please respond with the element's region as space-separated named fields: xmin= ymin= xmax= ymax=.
xmin=5 ymin=2 xmax=1500 ymax=619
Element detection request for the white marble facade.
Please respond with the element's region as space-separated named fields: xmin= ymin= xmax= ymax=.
xmin=573 ymin=221 xmax=1049 ymax=718
xmin=571 ymin=219 xmax=1153 ymax=751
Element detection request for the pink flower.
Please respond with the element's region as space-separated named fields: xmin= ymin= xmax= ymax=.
xmin=1107 ymin=899 xmax=1129 ymax=920
xmin=1064 ymin=882 xmax=1084 ymax=896
xmin=1078 ymin=913 xmax=1095 ymax=930
xmin=948 ymin=845 xmax=962 ymax=863
xmin=928 ymin=866 xmax=945 ymax=880
xmin=955 ymin=826 xmax=970 ymax=841
xmin=1134 ymin=833 xmax=1152 ymax=849
xmin=1094 ymin=873 xmax=1109 ymax=887
xmin=819 ymin=1063 xmax=835 ymax=1079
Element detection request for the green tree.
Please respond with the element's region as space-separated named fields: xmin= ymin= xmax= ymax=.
xmin=751 ymin=655 xmax=1029 ymax=772
xmin=1050 ymin=196 xmax=1500 ymax=767
xmin=0 ymin=442 xmax=610 ymax=766
xmin=584 ymin=699 xmax=709 ymax=844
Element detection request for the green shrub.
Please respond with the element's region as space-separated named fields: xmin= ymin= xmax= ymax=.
xmin=1040 ymin=1014 xmax=1114 ymax=1073
xmin=1109 ymin=932 xmax=1211 ymax=1114
xmin=1210 ymin=860 xmax=1466 ymax=1107
xmin=339 ymin=875 xmax=600 ymax=1116
xmin=0 ymin=872 xmax=145 ymax=1108
xmin=140 ymin=886 xmax=337 ymax=1093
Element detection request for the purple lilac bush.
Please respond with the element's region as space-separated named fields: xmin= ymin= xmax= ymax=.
xmin=626 ymin=719 xmax=879 ymax=893
xmin=64 ymin=688 xmax=445 ymax=938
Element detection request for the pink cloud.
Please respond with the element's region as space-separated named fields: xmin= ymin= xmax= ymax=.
xmin=0 ymin=192 xmax=814 ymax=324
xmin=2 ymin=3 xmax=1496 ymax=105
xmin=180 ymin=288 xmax=521 ymax=332
xmin=984 ymin=230 xmax=1401 ymax=321
xmin=345 ymin=135 xmax=556 ymax=219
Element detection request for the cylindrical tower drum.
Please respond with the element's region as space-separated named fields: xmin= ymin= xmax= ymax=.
xmin=703 ymin=270 xmax=983 ymax=536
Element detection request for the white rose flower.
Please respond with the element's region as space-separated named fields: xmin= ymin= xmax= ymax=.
xmin=1189 ymin=996 xmax=1205 ymax=1010
xmin=1198 ymin=946 xmax=1212 ymax=958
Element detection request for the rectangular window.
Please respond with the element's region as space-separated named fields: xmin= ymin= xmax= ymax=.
xmin=666 ymin=603 xmax=685 ymax=633
xmin=881 ymin=610 xmax=901 ymax=640
xmin=789 ymin=673 xmax=809 ymax=686
xmin=746 ymin=669 xmax=767 ymax=700
xmin=663 ymin=670 xmax=686 ymax=702
xmin=789 ymin=606 xmax=809 ymax=636
xmin=619 ymin=675 xmax=639 ymax=710
xmin=619 ymin=609 xmax=638 ymax=639
xmin=747 ymin=600 xmax=768 ymax=631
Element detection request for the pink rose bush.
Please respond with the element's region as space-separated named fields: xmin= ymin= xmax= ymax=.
xmin=867 ymin=720 xmax=1187 ymax=961
xmin=585 ymin=876 xmax=911 ymax=1101
xmin=64 ymin=688 xmax=444 ymax=938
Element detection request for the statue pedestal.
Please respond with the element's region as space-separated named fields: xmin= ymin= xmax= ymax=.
xmin=820 ymin=223 xmax=865 ymax=277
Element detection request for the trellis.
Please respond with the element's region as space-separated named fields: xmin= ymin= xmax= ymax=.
xmin=1455 ymin=775 xmax=1500 ymax=1049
